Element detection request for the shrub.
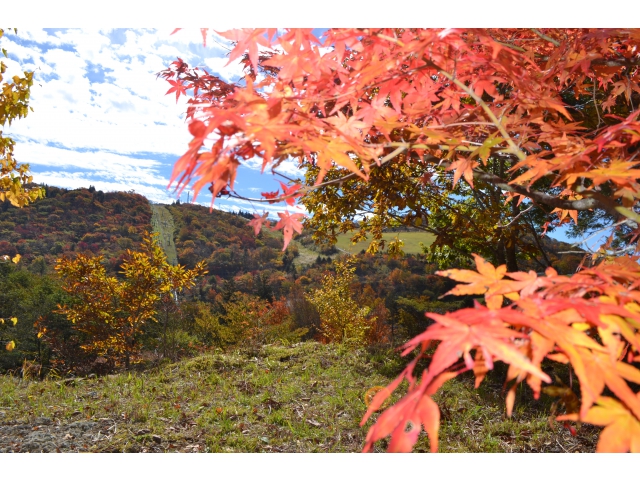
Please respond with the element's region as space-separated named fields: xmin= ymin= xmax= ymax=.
xmin=306 ymin=258 xmax=374 ymax=347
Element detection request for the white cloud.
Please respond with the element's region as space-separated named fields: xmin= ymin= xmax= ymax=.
xmin=212 ymin=196 xmax=308 ymax=218
xmin=2 ymin=29 xmax=215 ymax=156
xmin=244 ymin=157 xmax=306 ymax=178
xmin=16 ymin=142 xmax=161 ymax=173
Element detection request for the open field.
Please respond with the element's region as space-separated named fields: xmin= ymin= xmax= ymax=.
xmin=334 ymin=231 xmax=436 ymax=255
xmin=0 ymin=342 xmax=599 ymax=453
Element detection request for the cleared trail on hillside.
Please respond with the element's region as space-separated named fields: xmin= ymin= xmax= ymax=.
xmin=150 ymin=204 xmax=178 ymax=266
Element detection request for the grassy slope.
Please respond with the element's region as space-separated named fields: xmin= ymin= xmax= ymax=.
xmin=292 ymin=230 xmax=436 ymax=264
xmin=334 ymin=231 xmax=435 ymax=255
xmin=150 ymin=204 xmax=178 ymax=266
xmin=0 ymin=341 xmax=598 ymax=453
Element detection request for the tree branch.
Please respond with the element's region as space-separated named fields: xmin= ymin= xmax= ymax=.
xmin=227 ymin=145 xmax=408 ymax=205
xmin=457 ymin=164 xmax=632 ymax=224
xmin=530 ymin=29 xmax=560 ymax=47
xmin=497 ymin=204 xmax=535 ymax=228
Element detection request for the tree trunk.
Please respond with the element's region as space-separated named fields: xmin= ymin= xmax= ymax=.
xmin=505 ymin=233 xmax=519 ymax=272
xmin=495 ymin=236 xmax=507 ymax=266
xmin=504 ymin=201 xmax=520 ymax=272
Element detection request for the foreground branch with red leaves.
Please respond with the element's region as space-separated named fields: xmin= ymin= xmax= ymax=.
xmin=161 ymin=28 xmax=640 ymax=452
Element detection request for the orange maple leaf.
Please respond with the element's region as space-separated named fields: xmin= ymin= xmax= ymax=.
xmin=406 ymin=306 xmax=551 ymax=385
xmin=579 ymin=159 xmax=640 ymax=187
xmin=580 ymin=396 xmax=640 ymax=453
xmin=445 ymin=157 xmax=478 ymax=188
xmin=438 ymin=254 xmax=512 ymax=309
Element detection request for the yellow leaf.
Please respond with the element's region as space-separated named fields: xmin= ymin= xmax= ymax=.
xmin=364 ymin=386 xmax=391 ymax=409
xmin=572 ymin=322 xmax=590 ymax=331
xmin=10 ymin=317 xmax=17 ymax=326
xmin=6 ymin=340 xmax=15 ymax=351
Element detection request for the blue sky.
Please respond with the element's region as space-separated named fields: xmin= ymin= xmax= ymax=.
xmin=2 ymin=28 xmax=307 ymax=217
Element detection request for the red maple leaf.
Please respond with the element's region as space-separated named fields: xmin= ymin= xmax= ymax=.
xmin=217 ymin=29 xmax=272 ymax=73
xmin=166 ymin=79 xmax=188 ymax=103
xmin=279 ymin=182 xmax=302 ymax=206
xmin=273 ymin=211 xmax=305 ymax=250
xmin=248 ymin=211 xmax=270 ymax=235
xmin=261 ymin=190 xmax=280 ymax=204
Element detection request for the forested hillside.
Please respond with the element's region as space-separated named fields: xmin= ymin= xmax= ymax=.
xmin=0 ymin=184 xmax=583 ymax=372
xmin=0 ymin=186 xmax=151 ymax=274
xmin=0 ymin=186 xmax=592 ymax=453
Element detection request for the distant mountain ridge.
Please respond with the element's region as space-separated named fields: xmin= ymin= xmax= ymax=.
xmin=0 ymin=186 xmax=300 ymax=283
xmin=0 ymin=185 xmax=583 ymax=279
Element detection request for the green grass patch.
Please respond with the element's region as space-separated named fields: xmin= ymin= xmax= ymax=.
xmin=0 ymin=341 xmax=599 ymax=452
xmin=334 ymin=231 xmax=435 ymax=255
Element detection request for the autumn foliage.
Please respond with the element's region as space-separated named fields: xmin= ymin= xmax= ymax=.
xmin=307 ymin=258 xmax=375 ymax=347
xmin=161 ymin=28 xmax=640 ymax=453
xmin=0 ymin=29 xmax=44 ymax=208
xmin=53 ymin=233 xmax=206 ymax=368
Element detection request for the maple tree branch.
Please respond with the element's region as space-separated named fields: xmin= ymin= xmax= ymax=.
xmin=436 ymin=161 xmax=633 ymax=224
xmin=228 ymin=145 xmax=408 ymax=205
xmin=557 ymin=250 xmax=597 ymax=255
xmin=490 ymin=39 xmax=527 ymax=54
xmin=569 ymin=218 xmax=633 ymax=249
xmin=230 ymin=139 xmax=630 ymax=230
xmin=433 ymin=63 xmax=527 ymax=163
xmin=530 ymin=29 xmax=560 ymax=47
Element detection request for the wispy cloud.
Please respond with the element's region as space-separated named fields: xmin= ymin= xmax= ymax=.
xmin=1 ymin=29 xmax=253 ymax=205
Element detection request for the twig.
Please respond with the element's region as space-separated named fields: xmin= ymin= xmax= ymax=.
xmin=429 ymin=121 xmax=497 ymax=129
xmin=226 ymin=145 xmax=407 ymax=205
xmin=530 ymin=29 xmax=560 ymax=47
xmin=592 ymin=74 xmax=603 ymax=128
xmin=556 ymin=438 xmax=569 ymax=453
xmin=431 ymin=61 xmax=527 ymax=162
xmin=497 ymin=204 xmax=534 ymax=228
xmin=272 ymin=170 xmax=297 ymax=183
xmin=570 ymin=219 xmax=630 ymax=248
